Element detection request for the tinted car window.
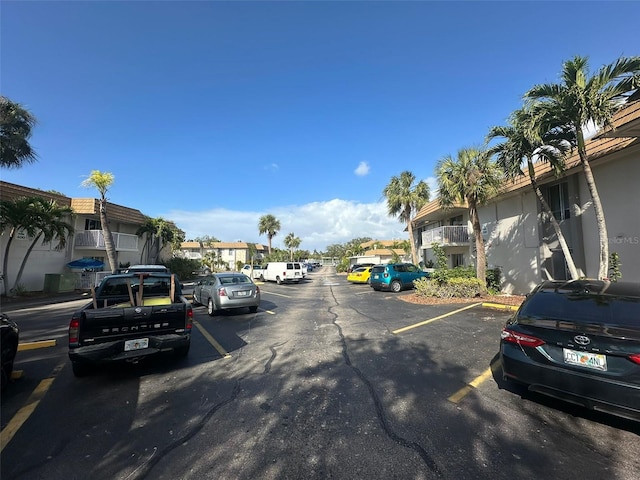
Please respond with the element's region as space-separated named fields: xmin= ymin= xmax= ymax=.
xmin=405 ymin=264 xmax=418 ymax=273
xmin=393 ymin=265 xmax=406 ymax=272
xmin=371 ymin=266 xmax=385 ymax=273
xmin=519 ymin=290 xmax=640 ymax=326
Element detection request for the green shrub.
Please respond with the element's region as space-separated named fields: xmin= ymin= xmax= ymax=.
xmin=485 ymin=267 xmax=502 ymax=293
xmin=163 ymin=257 xmax=201 ymax=281
xmin=414 ymin=277 xmax=485 ymax=298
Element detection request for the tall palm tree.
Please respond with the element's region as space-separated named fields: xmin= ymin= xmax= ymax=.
xmin=81 ymin=170 xmax=117 ymax=272
xmin=258 ymin=214 xmax=281 ymax=255
xmin=487 ymin=107 xmax=579 ymax=280
xmin=0 ymin=96 xmax=38 ymax=169
xmin=383 ymin=171 xmax=430 ymax=265
xmin=436 ymin=147 xmax=502 ymax=284
xmin=284 ymin=232 xmax=301 ymax=260
xmin=526 ymin=55 xmax=640 ymax=279
xmin=12 ymin=199 xmax=75 ymax=291
xmin=1 ymin=196 xmax=43 ymax=294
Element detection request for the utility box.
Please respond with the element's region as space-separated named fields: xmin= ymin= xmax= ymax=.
xmin=44 ymin=273 xmax=77 ymax=293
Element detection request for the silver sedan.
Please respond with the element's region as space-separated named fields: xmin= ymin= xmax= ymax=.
xmin=193 ymin=273 xmax=260 ymax=316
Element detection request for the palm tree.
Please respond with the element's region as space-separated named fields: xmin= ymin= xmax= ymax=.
xmin=1 ymin=197 xmax=42 ymax=294
xmin=12 ymin=199 xmax=75 ymax=291
xmin=284 ymin=232 xmax=301 ymax=260
xmin=80 ymin=170 xmax=117 ymax=272
xmin=136 ymin=217 xmax=178 ymax=264
xmin=487 ymin=107 xmax=579 ymax=280
xmin=258 ymin=214 xmax=281 ymax=254
xmin=0 ymin=96 xmax=38 ymax=169
xmin=526 ymin=55 xmax=640 ymax=279
xmin=436 ymin=147 xmax=502 ymax=284
xmin=383 ymin=171 xmax=430 ymax=265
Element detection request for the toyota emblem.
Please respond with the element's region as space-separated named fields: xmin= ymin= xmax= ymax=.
xmin=574 ymin=335 xmax=591 ymax=346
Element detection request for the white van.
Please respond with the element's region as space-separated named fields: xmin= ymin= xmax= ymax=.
xmin=263 ymin=262 xmax=303 ymax=284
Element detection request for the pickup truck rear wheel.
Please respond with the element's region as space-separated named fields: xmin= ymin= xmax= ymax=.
xmin=390 ymin=280 xmax=402 ymax=293
xmin=174 ymin=343 xmax=190 ymax=358
xmin=207 ymin=298 xmax=217 ymax=316
xmin=72 ymin=361 xmax=91 ymax=377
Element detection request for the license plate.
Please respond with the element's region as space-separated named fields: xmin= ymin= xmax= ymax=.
xmin=373 ymin=274 xmax=379 ymax=279
xmin=124 ymin=338 xmax=149 ymax=351
xmin=563 ymin=348 xmax=607 ymax=371
xmin=235 ymin=290 xmax=249 ymax=296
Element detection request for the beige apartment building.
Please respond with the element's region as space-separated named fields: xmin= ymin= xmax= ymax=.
xmin=412 ymin=96 xmax=640 ymax=294
xmin=0 ymin=182 xmax=160 ymax=294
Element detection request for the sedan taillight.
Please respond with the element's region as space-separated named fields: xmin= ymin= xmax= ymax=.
xmin=501 ymin=328 xmax=545 ymax=348
xmin=218 ymin=287 xmax=227 ymax=297
xmin=629 ymin=354 xmax=640 ymax=365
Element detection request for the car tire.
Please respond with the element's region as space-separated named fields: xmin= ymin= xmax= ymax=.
xmin=174 ymin=343 xmax=190 ymax=358
xmin=249 ymin=305 xmax=258 ymax=313
xmin=276 ymin=276 xmax=282 ymax=285
xmin=390 ymin=280 xmax=402 ymax=293
xmin=207 ymin=298 xmax=217 ymax=316
xmin=71 ymin=361 xmax=91 ymax=378
xmin=259 ymin=274 xmax=265 ymax=282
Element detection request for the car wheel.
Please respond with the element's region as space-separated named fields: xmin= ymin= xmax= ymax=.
xmin=390 ymin=280 xmax=402 ymax=293
xmin=71 ymin=361 xmax=91 ymax=378
xmin=259 ymin=274 xmax=265 ymax=281
xmin=207 ymin=298 xmax=217 ymax=316
xmin=174 ymin=343 xmax=190 ymax=358
xmin=249 ymin=305 xmax=258 ymax=313
xmin=276 ymin=276 xmax=282 ymax=285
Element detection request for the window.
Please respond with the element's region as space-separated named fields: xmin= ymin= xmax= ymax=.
xmin=85 ymin=219 xmax=101 ymax=230
xmin=449 ymin=215 xmax=463 ymax=226
xmin=451 ymin=254 xmax=464 ymax=268
xmin=547 ymin=182 xmax=570 ymax=221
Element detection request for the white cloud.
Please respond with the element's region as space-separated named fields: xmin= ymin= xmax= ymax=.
xmin=264 ymin=163 xmax=279 ymax=171
xmin=354 ymin=161 xmax=370 ymax=176
xmin=162 ymin=199 xmax=408 ymax=252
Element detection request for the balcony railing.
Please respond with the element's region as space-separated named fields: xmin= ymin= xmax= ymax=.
xmin=74 ymin=230 xmax=139 ymax=252
xmin=421 ymin=226 xmax=470 ymax=247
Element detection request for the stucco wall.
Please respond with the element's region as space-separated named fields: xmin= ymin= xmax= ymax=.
xmin=578 ymin=150 xmax=640 ymax=282
xmin=480 ymin=191 xmax=543 ymax=295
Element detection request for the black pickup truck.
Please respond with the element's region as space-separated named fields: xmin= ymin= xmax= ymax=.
xmin=68 ymin=272 xmax=192 ymax=377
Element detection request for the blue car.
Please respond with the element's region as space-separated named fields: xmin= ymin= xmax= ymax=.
xmin=369 ymin=263 xmax=429 ymax=293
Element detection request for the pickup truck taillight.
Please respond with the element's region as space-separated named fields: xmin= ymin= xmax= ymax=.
xmin=69 ymin=316 xmax=80 ymax=343
xmin=186 ymin=306 xmax=193 ymax=330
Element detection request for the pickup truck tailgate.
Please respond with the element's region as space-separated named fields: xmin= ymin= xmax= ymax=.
xmin=79 ymin=304 xmax=188 ymax=343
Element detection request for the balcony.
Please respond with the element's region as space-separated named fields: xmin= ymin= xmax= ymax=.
xmin=74 ymin=230 xmax=139 ymax=252
xmin=421 ymin=226 xmax=470 ymax=248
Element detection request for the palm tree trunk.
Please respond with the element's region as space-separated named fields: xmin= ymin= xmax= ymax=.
xmin=407 ymin=220 xmax=419 ymax=265
xmin=13 ymin=233 xmax=42 ymax=291
xmin=528 ymin=163 xmax=580 ymax=280
xmin=268 ymin=236 xmax=273 ymax=255
xmin=469 ymin=202 xmax=487 ymax=289
xmin=2 ymin=229 xmax=16 ymax=295
xmin=99 ymin=199 xmax=118 ymax=273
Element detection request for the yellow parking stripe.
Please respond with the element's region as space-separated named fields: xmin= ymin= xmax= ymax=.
xmin=482 ymin=302 xmax=519 ymax=311
xmin=1 ymin=377 xmax=55 ymax=451
xmin=17 ymin=340 xmax=57 ymax=351
xmin=392 ymin=303 xmax=482 ymax=334
xmin=448 ymin=367 xmax=494 ymax=404
xmin=193 ymin=320 xmax=231 ymax=358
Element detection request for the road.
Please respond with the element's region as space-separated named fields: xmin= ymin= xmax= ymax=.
xmin=2 ymin=266 xmax=639 ymax=479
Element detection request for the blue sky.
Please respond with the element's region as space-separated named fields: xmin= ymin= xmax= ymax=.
xmin=2 ymin=1 xmax=638 ymax=252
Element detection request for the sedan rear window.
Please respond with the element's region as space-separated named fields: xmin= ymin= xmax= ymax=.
xmin=520 ymin=291 xmax=640 ymax=327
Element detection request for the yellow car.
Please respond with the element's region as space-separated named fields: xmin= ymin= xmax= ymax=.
xmin=347 ymin=267 xmax=373 ymax=284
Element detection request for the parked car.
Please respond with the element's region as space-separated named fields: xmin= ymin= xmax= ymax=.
xmin=1 ymin=313 xmax=19 ymax=390
xmin=347 ymin=267 xmax=373 ymax=284
xmin=369 ymin=263 xmax=429 ymax=292
xmin=193 ymin=273 xmax=260 ymax=316
xmin=499 ymin=279 xmax=640 ymax=422
xmin=347 ymin=262 xmax=375 ymax=273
